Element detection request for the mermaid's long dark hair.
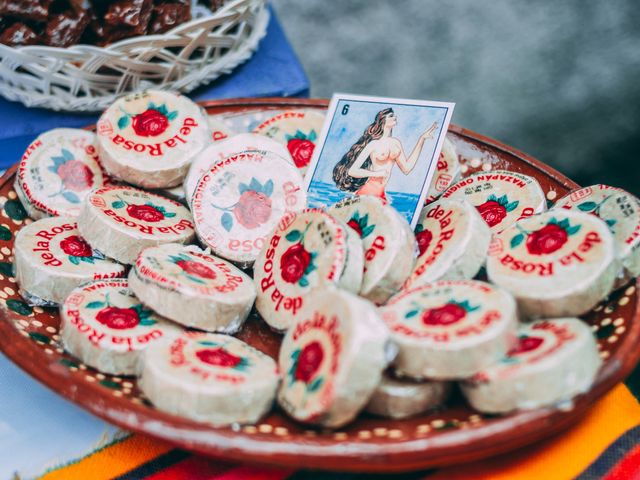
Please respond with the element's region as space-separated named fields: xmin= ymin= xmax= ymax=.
xmin=332 ymin=108 xmax=394 ymax=192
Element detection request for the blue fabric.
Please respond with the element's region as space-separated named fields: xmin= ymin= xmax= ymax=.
xmin=0 ymin=352 xmax=124 ymax=479
xmin=0 ymin=6 xmax=309 ymax=170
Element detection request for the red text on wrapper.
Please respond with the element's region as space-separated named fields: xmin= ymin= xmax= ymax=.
xmin=259 ymin=234 xmax=303 ymax=315
xmin=108 ymin=118 xmax=200 ymax=157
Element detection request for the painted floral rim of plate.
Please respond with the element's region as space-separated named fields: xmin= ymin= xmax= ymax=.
xmin=0 ymin=98 xmax=638 ymax=473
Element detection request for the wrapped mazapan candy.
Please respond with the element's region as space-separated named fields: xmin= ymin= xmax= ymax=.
xmin=78 ymin=185 xmax=195 ymax=265
xmin=461 ymin=318 xmax=601 ymax=414
xmin=380 ymin=280 xmax=518 ymax=380
xmin=184 ymin=133 xmax=291 ymax=202
xmin=191 ymin=150 xmax=307 ymax=267
xmin=253 ymin=110 xmax=325 ymax=174
xmin=424 ymin=137 xmax=460 ymax=204
xmin=442 ymin=170 xmax=546 ymax=232
xmin=129 ymin=244 xmax=256 ymax=333
xmin=139 ymin=332 xmax=279 ymax=426
xmin=14 ymin=217 xmax=125 ymax=305
xmin=60 ymin=279 xmax=182 ymax=375
xmin=278 ymin=288 xmax=390 ymax=428
xmin=404 ymin=198 xmax=490 ymax=290
xmin=96 ymin=90 xmax=209 ymax=188
xmin=330 ymin=195 xmax=417 ymax=304
xmin=487 ymin=210 xmax=618 ymax=318
xmin=253 ymin=209 xmax=364 ymax=331
xmin=554 ymin=184 xmax=640 ymax=281
xmin=15 ymin=129 xmax=108 ymax=219
xmin=365 ymin=373 xmax=451 ymax=419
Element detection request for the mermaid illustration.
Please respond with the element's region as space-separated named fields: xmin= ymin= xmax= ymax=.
xmin=332 ymin=108 xmax=438 ymax=201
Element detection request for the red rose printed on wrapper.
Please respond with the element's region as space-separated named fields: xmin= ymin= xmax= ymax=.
xmin=404 ymin=299 xmax=480 ymax=326
xmin=87 ymin=293 xmax=157 ymax=330
xmin=414 ymin=224 xmax=433 ymax=256
xmin=60 ymin=234 xmax=102 ymax=265
xmin=110 ymin=195 xmax=176 ymax=223
xmin=286 ymin=129 xmax=317 ymax=169
xmin=345 ymin=211 xmax=375 ymax=239
xmin=195 ymin=340 xmax=251 ymax=371
xmin=212 ymin=177 xmax=274 ymax=232
xmin=169 ymin=253 xmax=217 ymax=284
xmin=508 ymin=335 xmax=544 ymax=356
xmin=509 ymin=217 xmax=581 ymax=255
xmin=288 ymin=341 xmax=324 ymax=394
xmin=117 ymin=102 xmax=178 ymax=138
xmin=476 ymin=194 xmax=519 ymax=228
xmin=280 ymin=222 xmax=318 ymax=287
xmin=48 ymin=148 xmax=95 ymax=203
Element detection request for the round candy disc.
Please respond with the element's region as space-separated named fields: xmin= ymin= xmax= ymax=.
xmin=365 ymin=373 xmax=451 ymax=419
xmin=15 ymin=128 xmax=108 ymax=219
xmin=78 ymin=185 xmax=195 ymax=265
xmin=487 ymin=210 xmax=618 ymax=318
xmin=380 ymin=280 xmax=517 ymax=380
xmin=191 ymin=150 xmax=307 ymax=267
xmin=405 ymin=198 xmax=490 ymax=289
xmin=253 ymin=209 xmax=364 ymax=332
xmin=425 ymin=137 xmax=460 ymax=204
xmin=14 ymin=216 xmax=125 ymax=304
xmin=60 ymin=278 xmax=182 ymax=375
xmin=277 ymin=288 xmax=389 ymax=428
xmin=129 ymin=244 xmax=256 ymax=333
xmin=184 ymin=133 xmax=291 ymax=202
xmin=442 ymin=170 xmax=546 ymax=232
xmin=96 ymin=90 xmax=210 ymax=188
xmin=139 ymin=332 xmax=278 ymax=426
xmin=554 ymin=184 xmax=640 ymax=280
xmin=252 ymin=110 xmax=325 ymax=174
xmin=461 ymin=318 xmax=601 ymax=414
xmin=330 ymin=195 xmax=417 ymax=304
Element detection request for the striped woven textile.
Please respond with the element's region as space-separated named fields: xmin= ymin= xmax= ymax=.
xmin=36 ymin=372 xmax=640 ymax=480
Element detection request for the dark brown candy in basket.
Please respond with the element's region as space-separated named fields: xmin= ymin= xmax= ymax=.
xmin=44 ymin=9 xmax=90 ymax=47
xmin=149 ymin=2 xmax=191 ymax=34
xmin=104 ymin=0 xmax=152 ymax=31
xmin=0 ymin=21 xmax=40 ymax=46
xmin=0 ymin=0 xmax=51 ymax=23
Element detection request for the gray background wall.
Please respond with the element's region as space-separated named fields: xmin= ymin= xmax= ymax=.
xmin=272 ymin=0 xmax=640 ymax=194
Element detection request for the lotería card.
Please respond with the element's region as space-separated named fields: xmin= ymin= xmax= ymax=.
xmin=304 ymin=93 xmax=455 ymax=227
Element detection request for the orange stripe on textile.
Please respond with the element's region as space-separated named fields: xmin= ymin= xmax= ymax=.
xmin=427 ymin=384 xmax=640 ymax=480
xmin=603 ymin=445 xmax=640 ymax=480
xmin=144 ymin=457 xmax=292 ymax=480
xmin=39 ymin=434 xmax=173 ymax=480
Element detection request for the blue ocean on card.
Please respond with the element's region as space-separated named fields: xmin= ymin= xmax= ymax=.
xmin=308 ymin=181 xmax=418 ymax=224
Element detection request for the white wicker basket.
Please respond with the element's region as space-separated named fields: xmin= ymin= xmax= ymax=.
xmin=0 ymin=0 xmax=268 ymax=112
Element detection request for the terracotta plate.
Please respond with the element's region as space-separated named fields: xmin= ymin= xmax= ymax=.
xmin=0 ymin=98 xmax=638 ymax=473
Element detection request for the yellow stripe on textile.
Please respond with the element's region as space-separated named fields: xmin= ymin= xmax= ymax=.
xmin=428 ymin=384 xmax=640 ymax=480
xmin=38 ymin=434 xmax=173 ymax=480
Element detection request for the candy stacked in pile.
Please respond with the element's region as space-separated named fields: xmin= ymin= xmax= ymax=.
xmin=12 ymin=90 xmax=640 ymax=428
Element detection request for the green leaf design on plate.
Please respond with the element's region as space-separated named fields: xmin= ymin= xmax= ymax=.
xmin=285 ymin=230 xmax=302 ymax=242
xmin=405 ymin=309 xmax=419 ymax=318
xmin=28 ymin=332 xmax=50 ymax=344
xmin=100 ymin=380 xmax=121 ymax=390
xmin=167 ymin=111 xmax=178 ymax=121
xmin=578 ymin=201 xmax=597 ymax=212
xmin=198 ymin=341 xmax=220 ymax=347
xmin=238 ymin=182 xmax=250 ymax=194
xmin=7 ymin=299 xmax=32 ymax=316
xmin=361 ymin=225 xmax=375 ymax=238
xmin=111 ymin=200 xmax=125 ymax=209
xmin=139 ymin=318 xmax=157 ymax=327
xmin=505 ymin=200 xmax=519 ymax=212
xmin=308 ymin=130 xmax=317 ymax=142
xmin=164 ymin=212 xmax=176 ymax=218
xmin=299 ymin=276 xmax=309 ymax=287
xmin=510 ymin=233 xmax=524 ymax=248
xmin=263 ymin=179 xmax=274 ymax=197
xmin=68 ymin=256 xmax=80 ymax=265
xmin=117 ymin=115 xmax=130 ymax=129
xmin=249 ymin=177 xmax=262 ymax=192
xmin=5 ymin=200 xmax=26 ymax=220
xmin=0 ymin=225 xmax=11 ymax=241
xmin=0 ymin=262 xmax=14 ymax=277
xmin=558 ymin=218 xmax=570 ymax=230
